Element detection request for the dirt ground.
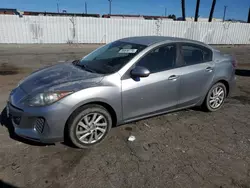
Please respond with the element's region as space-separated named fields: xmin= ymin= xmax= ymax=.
xmin=0 ymin=44 xmax=250 ymax=188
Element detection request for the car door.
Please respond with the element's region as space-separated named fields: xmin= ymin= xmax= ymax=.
xmin=177 ymin=43 xmax=215 ymax=107
xmin=121 ymin=44 xmax=181 ymax=121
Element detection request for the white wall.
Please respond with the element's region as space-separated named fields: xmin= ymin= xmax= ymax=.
xmin=0 ymin=15 xmax=250 ymax=44
xmin=185 ymin=17 xmax=223 ymax=22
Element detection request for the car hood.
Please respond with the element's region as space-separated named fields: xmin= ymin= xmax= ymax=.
xmin=19 ymin=61 xmax=105 ymax=94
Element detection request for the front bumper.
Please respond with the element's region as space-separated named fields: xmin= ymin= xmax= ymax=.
xmin=228 ymin=75 xmax=237 ymax=97
xmin=6 ymin=102 xmax=68 ymax=143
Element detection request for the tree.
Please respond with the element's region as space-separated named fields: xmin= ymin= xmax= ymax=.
xmin=248 ymin=7 xmax=250 ymax=23
xmin=181 ymin=0 xmax=186 ymax=21
xmin=208 ymin=0 xmax=217 ymax=22
xmin=168 ymin=14 xmax=176 ymax=20
xmin=194 ymin=0 xmax=200 ymax=22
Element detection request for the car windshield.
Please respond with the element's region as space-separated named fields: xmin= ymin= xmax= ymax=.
xmin=78 ymin=41 xmax=147 ymax=74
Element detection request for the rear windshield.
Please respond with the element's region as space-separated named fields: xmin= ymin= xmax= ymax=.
xmin=79 ymin=41 xmax=146 ymax=74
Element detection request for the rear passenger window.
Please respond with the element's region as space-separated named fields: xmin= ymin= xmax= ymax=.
xmin=181 ymin=44 xmax=212 ymax=65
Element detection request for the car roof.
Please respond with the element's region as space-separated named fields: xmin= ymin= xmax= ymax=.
xmin=119 ymin=36 xmax=211 ymax=49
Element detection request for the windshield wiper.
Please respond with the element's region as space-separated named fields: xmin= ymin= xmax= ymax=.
xmin=72 ymin=59 xmax=81 ymax=66
xmin=72 ymin=60 xmax=96 ymax=73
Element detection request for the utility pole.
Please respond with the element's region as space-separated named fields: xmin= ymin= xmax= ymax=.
xmin=194 ymin=0 xmax=200 ymax=22
xmin=85 ymin=2 xmax=88 ymax=14
xmin=57 ymin=3 xmax=60 ymax=13
xmin=165 ymin=7 xmax=167 ymax=17
xmin=108 ymin=0 xmax=112 ymax=15
xmin=223 ymin=6 xmax=227 ymax=22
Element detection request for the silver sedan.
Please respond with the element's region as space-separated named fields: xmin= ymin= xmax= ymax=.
xmin=6 ymin=36 xmax=236 ymax=148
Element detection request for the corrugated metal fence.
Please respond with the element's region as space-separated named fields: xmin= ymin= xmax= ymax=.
xmin=0 ymin=15 xmax=250 ymax=44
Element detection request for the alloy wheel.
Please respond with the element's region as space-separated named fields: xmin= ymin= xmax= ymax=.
xmin=75 ymin=113 xmax=108 ymax=144
xmin=209 ymin=86 xmax=225 ymax=109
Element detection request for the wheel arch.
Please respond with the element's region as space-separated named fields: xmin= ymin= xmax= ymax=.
xmin=214 ymin=79 xmax=229 ymax=96
xmin=64 ymin=101 xmax=118 ymax=137
xmin=198 ymin=79 xmax=230 ymax=106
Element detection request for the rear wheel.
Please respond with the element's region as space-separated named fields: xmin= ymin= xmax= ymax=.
xmin=203 ymin=83 xmax=226 ymax=112
xmin=67 ymin=104 xmax=112 ymax=149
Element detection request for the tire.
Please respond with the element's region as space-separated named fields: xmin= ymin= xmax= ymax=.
xmin=67 ymin=104 xmax=112 ymax=149
xmin=202 ymin=82 xmax=227 ymax=112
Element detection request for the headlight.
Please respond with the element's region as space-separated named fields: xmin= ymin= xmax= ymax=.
xmin=25 ymin=91 xmax=73 ymax=106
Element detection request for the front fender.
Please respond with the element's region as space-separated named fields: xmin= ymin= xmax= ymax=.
xmin=60 ymin=86 xmax=122 ymax=124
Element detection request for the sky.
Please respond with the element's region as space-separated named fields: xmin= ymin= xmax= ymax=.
xmin=1 ymin=0 xmax=250 ymax=21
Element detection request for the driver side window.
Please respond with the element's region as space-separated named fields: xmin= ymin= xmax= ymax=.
xmin=136 ymin=44 xmax=177 ymax=73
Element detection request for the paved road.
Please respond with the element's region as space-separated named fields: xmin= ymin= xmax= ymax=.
xmin=0 ymin=45 xmax=250 ymax=188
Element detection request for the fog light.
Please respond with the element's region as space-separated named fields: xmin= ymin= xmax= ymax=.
xmin=34 ymin=118 xmax=45 ymax=133
xmin=13 ymin=116 xmax=21 ymax=125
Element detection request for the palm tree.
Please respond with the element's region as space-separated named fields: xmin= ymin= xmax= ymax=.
xmin=181 ymin=0 xmax=186 ymax=21
xmin=248 ymin=7 xmax=250 ymax=23
xmin=194 ymin=0 xmax=200 ymax=22
xmin=208 ymin=0 xmax=217 ymax=22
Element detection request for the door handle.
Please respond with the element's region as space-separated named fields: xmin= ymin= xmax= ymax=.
xmin=168 ymin=75 xmax=179 ymax=80
xmin=205 ymin=67 xmax=213 ymax=72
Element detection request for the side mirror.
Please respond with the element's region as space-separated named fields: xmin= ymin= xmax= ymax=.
xmin=130 ymin=66 xmax=150 ymax=78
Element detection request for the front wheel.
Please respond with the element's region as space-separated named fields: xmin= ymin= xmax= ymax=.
xmin=67 ymin=104 xmax=112 ymax=149
xmin=203 ymin=83 xmax=227 ymax=112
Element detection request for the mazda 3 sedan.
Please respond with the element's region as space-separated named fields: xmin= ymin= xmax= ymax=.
xmin=6 ymin=36 xmax=236 ymax=148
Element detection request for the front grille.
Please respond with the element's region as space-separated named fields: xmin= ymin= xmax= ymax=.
xmin=34 ymin=118 xmax=45 ymax=133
